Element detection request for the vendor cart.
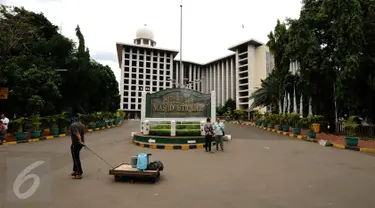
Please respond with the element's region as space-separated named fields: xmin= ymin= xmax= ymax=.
xmin=109 ymin=163 xmax=161 ymax=183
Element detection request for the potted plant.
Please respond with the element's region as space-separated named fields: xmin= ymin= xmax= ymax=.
xmin=343 ymin=115 xmax=360 ymax=146
xmin=58 ymin=112 xmax=71 ymax=134
xmin=30 ymin=115 xmax=42 ymax=139
xmin=307 ymin=116 xmax=317 ymax=138
xmin=13 ymin=117 xmax=28 ymax=141
xmin=289 ymin=113 xmax=301 ymax=135
xmin=277 ymin=113 xmax=283 ymax=131
xmin=87 ymin=113 xmax=98 ymax=129
xmin=282 ymin=114 xmax=290 ymax=132
xmin=45 ymin=114 xmax=60 ymax=135
xmin=308 ymin=115 xmax=323 ymax=133
xmin=268 ymin=114 xmax=276 ymax=129
xmin=263 ymin=112 xmax=269 ymax=127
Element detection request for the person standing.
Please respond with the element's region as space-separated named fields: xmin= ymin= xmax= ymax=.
xmin=1 ymin=114 xmax=9 ymax=143
xmin=204 ymin=118 xmax=214 ymax=153
xmin=70 ymin=117 xmax=85 ymax=179
xmin=213 ymin=118 xmax=225 ymax=151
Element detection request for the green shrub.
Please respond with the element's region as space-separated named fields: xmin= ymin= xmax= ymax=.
xmin=149 ymin=129 xmax=171 ymax=136
xmin=150 ymin=124 xmax=171 ymax=129
xmin=176 ymin=129 xmax=201 ymax=136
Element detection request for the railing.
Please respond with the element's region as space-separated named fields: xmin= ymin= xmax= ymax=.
xmin=335 ymin=122 xmax=375 ymax=140
xmin=143 ymin=120 xmax=204 ymax=136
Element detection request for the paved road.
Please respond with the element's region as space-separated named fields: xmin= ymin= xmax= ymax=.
xmin=1 ymin=121 xmax=375 ymax=208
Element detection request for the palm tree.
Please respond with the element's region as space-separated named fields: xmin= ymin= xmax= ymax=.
xmin=249 ymin=70 xmax=282 ymax=112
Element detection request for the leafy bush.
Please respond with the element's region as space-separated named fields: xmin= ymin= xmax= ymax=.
xmin=176 ymin=129 xmax=201 ymax=136
xmin=149 ymin=129 xmax=171 ymax=136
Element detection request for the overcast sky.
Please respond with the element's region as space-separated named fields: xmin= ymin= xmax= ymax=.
xmin=2 ymin=0 xmax=301 ymax=84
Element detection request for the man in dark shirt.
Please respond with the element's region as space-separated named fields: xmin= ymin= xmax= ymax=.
xmin=70 ymin=118 xmax=85 ymax=179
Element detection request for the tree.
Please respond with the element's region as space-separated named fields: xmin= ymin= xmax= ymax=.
xmin=0 ymin=6 xmax=119 ymax=117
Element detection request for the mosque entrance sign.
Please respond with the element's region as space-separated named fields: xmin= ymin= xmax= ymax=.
xmin=145 ymin=88 xmax=211 ymax=118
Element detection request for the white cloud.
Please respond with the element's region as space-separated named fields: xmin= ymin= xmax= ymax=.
xmin=3 ymin=0 xmax=301 ymax=84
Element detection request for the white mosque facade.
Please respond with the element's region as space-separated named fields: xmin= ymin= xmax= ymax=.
xmin=116 ymin=26 xmax=274 ymax=118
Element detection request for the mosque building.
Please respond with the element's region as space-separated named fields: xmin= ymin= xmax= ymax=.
xmin=116 ymin=25 xmax=274 ymax=118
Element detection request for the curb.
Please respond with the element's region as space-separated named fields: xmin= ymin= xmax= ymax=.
xmin=2 ymin=123 xmax=123 ymax=145
xmin=230 ymin=122 xmax=375 ymax=154
xmin=133 ymin=140 xmax=217 ymax=150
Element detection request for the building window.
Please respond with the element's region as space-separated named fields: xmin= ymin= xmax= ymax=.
xmin=124 ymin=104 xmax=128 ymax=109
xmin=139 ymin=68 xmax=144 ymax=73
xmin=131 ymin=80 xmax=136 ymax=84
xmin=125 ymin=67 xmax=129 ymax=72
xmin=139 ymin=74 xmax=144 ymax=79
xmin=131 ymin=74 xmax=136 ymax=78
xmin=138 ymin=92 xmax=142 ymax=96
xmin=153 ymin=57 xmax=157 ymax=62
xmin=132 ymin=61 xmax=137 ymax=66
xmin=146 ymin=62 xmax=151 ymax=68
xmin=131 ymin=86 xmax=136 ymax=90
xmin=131 ymin=104 xmax=135 ymax=109
xmin=124 ymin=73 xmax=129 ymax=78
xmin=146 ymin=75 xmax=150 ymax=79
xmin=160 ymin=64 xmax=164 ymax=69
xmin=132 ymin=68 xmax=136 ymax=72
xmin=124 ymin=79 xmax=129 ymax=84
xmin=132 ymin=54 xmax=137 ymax=59
xmin=143 ymin=39 xmax=149 ymax=45
xmin=125 ymin=60 xmax=129 ymax=66
xmin=139 ymin=80 xmax=144 ymax=85
xmin=139 ymin=62 xmax=144 ymax=67
xmin=131 ymin=98 xmax=136 ymax=102
xmin=138 ymin=104 xmax=141 ymax=109
xmin=153 ymin=63 xmax=157 ymax=68
xmin=124 ymin=85 xmax=129 ymax=90
xmin=146 ymin=69 xmax=151 ymax=74
xmin=131 ymin=92 xmax=136 ymax=96
xmin=124 ymin=91 xmax=128 ymax=96
xmin=125 ymin=53 xmax=129 ymax=58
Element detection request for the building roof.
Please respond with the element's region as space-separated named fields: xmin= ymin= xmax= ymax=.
xmin=203 ymin=53 xmax=235 ymax=65
xmin=116 ymin=42 xmax=179 ymax=68
xmin=228 ymin=38 xmax=264 ymax=51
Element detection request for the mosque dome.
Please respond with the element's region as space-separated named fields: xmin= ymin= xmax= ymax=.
xmin=135 ymin=25 xmax=154 ymax=41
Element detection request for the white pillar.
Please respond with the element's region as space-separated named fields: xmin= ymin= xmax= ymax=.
xmin=308 ymin=97 xmax=313 ymax=116
xmin=299 ymin=95 xmax=303 ymax=115
xmin=141 ymin=91 xmax=147 ymax=122
xmin=293 ymin=86 xmax=297 ymax=113
xmin=235 ymin=50 xmax=240 ymax=109
xmin=175 ymin=62 xmax=179 ymax=86
xmin=197 ymin=66 xmax=201 ymax=91
xmin=170 ymin=53 xmax=174 ymax=88
xmin=225 ymin=59 xmax=229 ymax=102
xmin=200 ymin=121 xmax=206 ymax=136
xmin=205 ymin=67 xmax=209 ymax=93
xmin=156 ymin=52 xmax=160 ymax=91
xmin=189 ymin=64 xmax=192 ymax=89
xmin=231 ymin=57 xmax=235 ymax=100
xmin=144 ymin=120 xmax=150 ymax=135
xmin=171 ymin=120 xmax=176 ymax=136
xmin=221 ymin=61 xmax=225 ymax=105
xmin=120 ymin=47 xmax=125 ymax=110
xmin=211 ymin=91 xmax=216 ymax=122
